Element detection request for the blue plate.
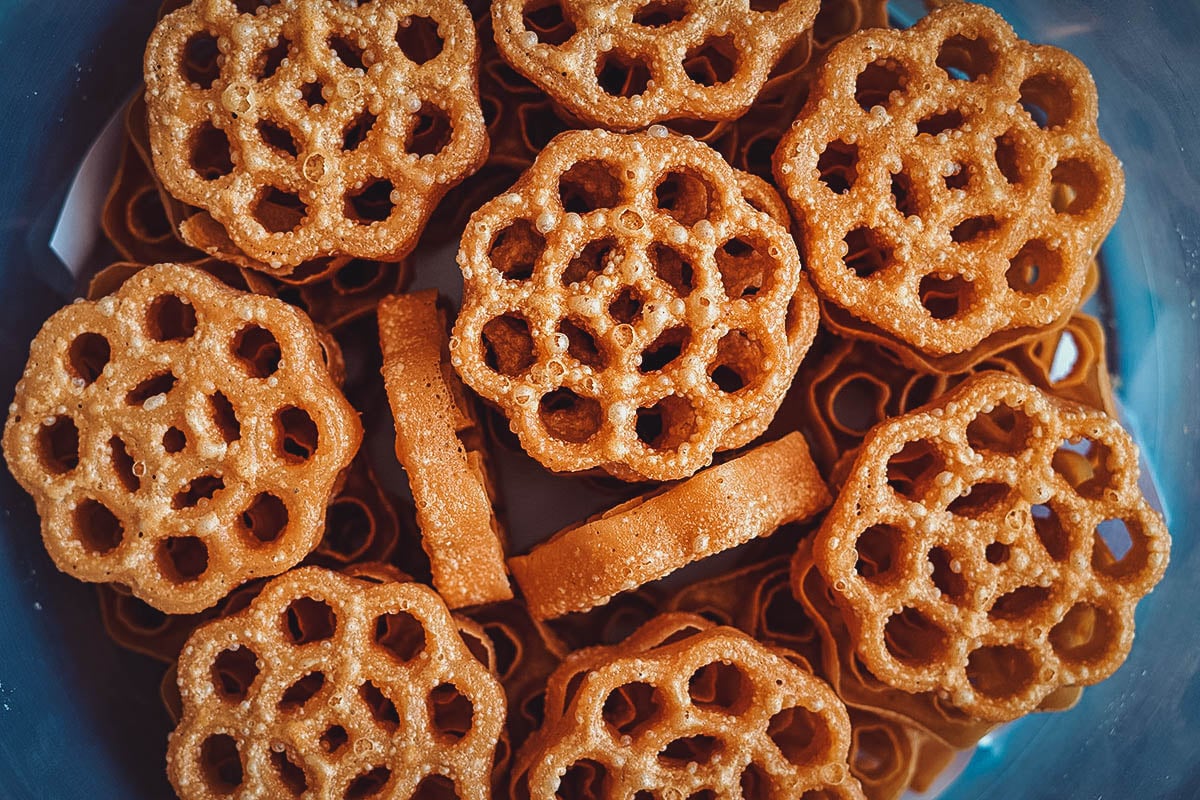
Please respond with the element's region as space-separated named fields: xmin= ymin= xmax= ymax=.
xmin=1 ymin=2 xmax=1198 ymax=798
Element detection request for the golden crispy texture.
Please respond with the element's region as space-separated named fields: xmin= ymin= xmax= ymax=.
xmin=3 ymin=264 xmax=361 ymax=613
xmin=144 ymin=0 xmax=488 ymax=271
xmin=167 ymin=566 xmax=506 ymax=799
xmin=812 ymin=373 xmax=1169 ymax=721
xmin=452 ymin=129 xmax=818 ymax=481
xmin=491 ymin=0 xmax=820 ymax=130
xmin=510 ymin=433 xmax=830 ymax=619
xmin=378 ymin=290 xmax=512 ymax=607
xmin=513 ymin=613 xmax=865 ymax=799
xmin=773 ymin=3 xmax=1123 ymax=365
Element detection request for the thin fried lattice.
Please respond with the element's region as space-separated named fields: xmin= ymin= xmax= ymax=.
xmin=144 ymin=0 xmax=488 ymax=271
xmin=452 ymin=128 xmax=818 ymax=481
xmin=3 ymin=264 xmax=361 ymax=613
xmin=812 ymin=372 xmax=1169 ymax=721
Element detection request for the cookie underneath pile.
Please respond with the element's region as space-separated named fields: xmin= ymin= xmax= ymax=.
xmin=2 ymin=1 xmax=1170 ymax=798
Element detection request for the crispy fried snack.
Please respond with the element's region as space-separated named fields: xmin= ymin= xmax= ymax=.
xmin=167 ymin=566 xmax=506 ymax=799
xmin=4 ymin=264 xmax=361 ymax=613
xmin=379 ymin=290 xmax=512 ymax=608
xmin=144 ymin=0 xmax=488 ymax=271
xmin=453 ymin=129 xmax=818 ymax=481
xmin=811 ymin=372 xmax=1168 ymax=721
xmin=491 ymin=0 xmax=820 ymax=130
xmin=773 ymin=3 xmax=1123 ymax=367
xmin=513 ymin=613 xmax=865 ymax=799
xmin=510 ymin=433 xmax=830 ymax=619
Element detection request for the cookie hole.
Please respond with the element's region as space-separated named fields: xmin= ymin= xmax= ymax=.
xmin=559 ymin=160 xmax=623 ymax=213
xmin=284 ymin=597 xmax=336 ymax=644
xmin=183 ymin=32 xmax=220 ymax=88
xmin=890 ymin=171 xmax=917 ymax=217
xmin=986 ymin=541 xmax=1011 ymax=564
xmin=635 ymin=395 xmax=695 ymax=451
xmin=252 ymin=186 xmax=305 ymax=233
xmin=768 ymin=706 xmax=828 ymax=765
xmin=654 ymin=168 xmax=716 ymax=226
xmin=241 ymin=492 xmax=288 ymax=544
xmin=843 ymin=227 xmax=890 ymax=279
xmin=1032 ymin=504 xmax=1070 ymax=562
xmin=684 ymin=35 xmax=737 ymax=86
xmin=412 ymin=775 xmax=459 ymax=800
xmin=609 ymin=287 xmax=644 ymax=325
xmin=947 ymin=481 xmax=1011 ymax=518
xmin=482 ymin=314 xmax=536 ymax=376
xmin=343 ymin=111 xmax=376 ymax=150
xmin=855 ymin=524 xmax=903 ymax=584
xmin=257 ymin=120 xmax=297 ymax=157
xmin=560 ymin=761 xmax=608 ymax=797
xmin=1020 ymin=72 xmax=1074 ymax=129
xmin=989 ymin=585 xmax=1053 ymax=622
xmin=190 ymin=123 xmax=234 ymax=180
xmin=212 ymin=646 xmax=259 ymax=702
xmin=1051 ymin=158 xmax=1101 ymax=215
xmin=1007 ymin=239 xmax=1064 ymax=294
xmin=944 ymin=162 xmax=971 ymax=191
xmin=813 ymin=0 xmax=856 ymax=45
xmin=75 ymin=499 xmax=123 ymax=555
xmin=489 ymin=219 xmax=545 ymax=281
xmin=634 ymin=0 xmax=687 ymax=27
xmin=347 ymin=766 xmax=391 ymax=800
xmin=270 ymin=750 xmax=307 ymax=796
xmin=639 ymin=326 xmax=689 ymax=373
xmin=109 ymin=437 xmax=140 ymax=491
xmin=739 ymin=762 xmax=772 ymax=800
xmin=523 ymin=0 xmax=575 ymax=46
xmin=429 ymin=683 xmax=474 ymax=742
xmin=147 ymin=296 xmax=200 ymax=345
xmin=209 ymin=391 xmax=241 ymax=444
xmin=950 ymin=215 xmax=1001 ymax=244
xmin=928 ymin=546 xmax=969 ymax=604
xmin=317 ymin=725 xmax=348 ymax=754
xmin=270 ymin=406 xmax=317 ymax=464
xmin=917 ymin=108 xmax=965 ymax=136
xmin=855 ymin=59 xmax=906 ymax=112
xmin=157 ymin=536 xmax=207 ymax=582
xmin=563 ymin=236 xmax=619 ymax=285
xmin=597 ymin=49 xmax=651 ymax=98
xmin=649 ymin=242 xmax=694 ymax=296
xmin=716 ymin=235 xmax=776 ymax=298
xmin=360 ymin=681 xmax=400 ymax=730
xmin=966 ymin=645 xmax=1036 ymax=698
xmin=278 ymin=672 xmax=325 ymax=711
xmin=329 ymin=35 xmax=365 ymax=71
xmin=346 ymin=178 xmax=395 ymax=223
xmin=967 ymin=402 xmax=1033 ymax=455
xmin=659 ymin=734 xmax=722 ymax=768
xmin=817 ymin=139 xmax=858 ymax=194
xmin=1093 ymin=518 xmax=1148 ymax=580
xmin=539 ymin=388 xmax=602 ymax=443
xmin=559 ymin=318 xmax=607 ymax=370
xmin=230 ymin=324 xmax=281 ymax=379
xmin=37 ymin=416 xmax=79 ymax=475
xmin=919 ymin=273 xmax=975 ymax=320
xmin=994 ymin=132 xmax=1025 ymax=184
xmin=708 ymin=330 xmax=762 ymax=394
xmin=1053 ymin=435 xmax=1116 ymax=500
xmin=126 ymin=371 xmax=177 ymax=406
xmin=375 ymin=610 xmax=426 ymax=662
xmin=602 ymin=681 xmax=661 ymax=739
xmin=886 ymin=438 xmax=942 ymax=502
xmin=255 ymin=36 xmax=290 ymax=81
xmin=831 ymin=376 xmax=886 ymax=435
xmin=393 ymin=13 xmax=442 ymax=64
xmin=199 ymin=733 xmax=242 ymax=795
xmin=67 ymin=331 xmax=111 ymax=386
xmin=299 ymin=81 xmax=325 ymax=108
xmin=171 ymin=474 xmax=224 ymax=510
xmin=1050 ymin=602 xmax=1117 ymax=664
xmin=884 ymin=607 xmax=947 ymax=667
xmin=688 ymin=662 xmax=752 ymax=715
xmin=937 ymin=33 xmax=997 ymax=81
xmin=409 ymin=102 xmax=452 ymax=158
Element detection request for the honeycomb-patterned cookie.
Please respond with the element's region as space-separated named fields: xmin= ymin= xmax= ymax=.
xmin=452 ymin=128 xmax=818 ymax=482
xmin=812 ymin=372 xmax=1168 ymax=721
xmin=512 ymin=613 xmax=866 ymax=799
xmin=167 ymin=566 xmax=506 ymax=799
xmin=144 ymin=0 xmax=488 ymax=272
xmin=773 ymin=2 xmax=1123 ymax=366
xmin=3 ymin=264 xmax=362 ymax=613
xmin=492 ymin=0 xmax=820 ymax=130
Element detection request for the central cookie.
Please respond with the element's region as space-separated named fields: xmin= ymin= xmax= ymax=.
xmin=452 ymin=128 xmax=818 ymax=482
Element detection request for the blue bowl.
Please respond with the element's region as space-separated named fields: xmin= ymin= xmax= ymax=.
xmin=1 ymin=2 xmax=1198 ymax=798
